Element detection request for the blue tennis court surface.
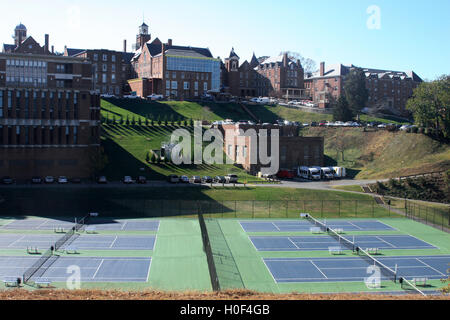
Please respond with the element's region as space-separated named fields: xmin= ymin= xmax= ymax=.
xmin=264 ymin=255 xmax=450 ymax=283
xmin=0 ymin=218 xmax=160 ymax=231
xmin=0 ymin=256 xmax=151 ymax=282
xmin=0 ymin=234 xmax=156 ymax=250
xmin=240 ymin=220 xmax=396 ymax=232
xmin=250 ymin=235 xmax=437 ymax=251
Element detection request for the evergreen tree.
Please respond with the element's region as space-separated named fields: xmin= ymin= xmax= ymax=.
xmin=332 ymin=96 xmax=354 ymax=122
xmin=343 ymin=68 xmax=369 ymax=116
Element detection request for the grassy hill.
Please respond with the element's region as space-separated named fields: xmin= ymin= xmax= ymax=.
xmin=303 ymin=127 xmax=450 ymax=179
xmin=100 ymin=99 xmax=449 ymax=180
xmin=101 ymin=98 xmax=407 ymax=125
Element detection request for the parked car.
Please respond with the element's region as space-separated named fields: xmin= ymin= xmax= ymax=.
xmin=44 ymin=176 xmax=55 ymax=184
xmin=71 ymin=178 xmax=82 ymax=184
xmin=147 ymin=94 xmax=164 ymax=101
xmin=137 ymin=176 xmax=147 ymax=184
xmin=167 ymin=174 xmax=179 ymax=184
xmin=57 ymin=176 xmax=69 ymax=184
xmin=31 ymin=176 xmax=42 ymax=184
xmin=377 ymin=124 xmax=387 ymax=128
xmin=97 ymin=176 xmax=108 ymax=184
xmin=276 ymin=170 xmax=295 ymax=179
xmin=179 ymin=175 xmax=190 ymax=183
xmin=225 ymin=174 xmax=239 ymax=184
xmin=190 ymin=176 xmax=202 ymax=184
xmin=214 ymin=176 xmax=226 ymax=183
xmin=202 ymin=176 xmax=213 ymax=183
xmin=123 ymin=176 xmax=134 ymax=184
xmin=2 ymin=176 xmax=14 ymax=185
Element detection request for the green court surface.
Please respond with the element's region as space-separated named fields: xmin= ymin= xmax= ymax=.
xmin=0 ymin=216 xmax=448 ymax=294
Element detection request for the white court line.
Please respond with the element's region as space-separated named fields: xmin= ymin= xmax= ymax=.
xmin=7 ymin=235 xmax=26 ymax=248
xmin=36 ymin=219 xmax=50 ymax=229
xmin=109 ymin=236 xmax=118 ymax=248
xmin=146 ymin=258 xmax=152 ymax=282
xmin=271 ymin=222 xmax=281 ymax=231
xmin=415 ymin=258 xmax=447 ymax=277
xmin=262 ymin=258 xmax=278 ymax=284
xmin=92 ymin=259 xmax=105 ymax=279
xmin=309 ymin=260 xmax=328 ymax=279
xmin=374 ymin=236 xmax=396 ymax=248
xmin=346 ymin=221 xmax=363 ymax=230
xmin=121 ymin=221 xmax=128 ymax=230
xmin=287 ymin=237 xmax=300 ymax=249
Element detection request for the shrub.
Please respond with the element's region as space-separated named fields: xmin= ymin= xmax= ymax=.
xmin=411 ymin=126 xmax=418 ymax=133
xmin=418 ymin=127 xmax=425 ymax=134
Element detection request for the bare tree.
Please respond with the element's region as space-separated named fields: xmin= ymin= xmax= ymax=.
xmin=280 ymin=51 xmax=317 ymax=74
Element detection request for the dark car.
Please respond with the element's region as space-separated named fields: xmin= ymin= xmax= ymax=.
xmin=202 ymin=176 xmax=213 ymax=183
xmin=214 ymin=176 xmax=226 ymax=183
xmin=310 ymin=121 xmax=318 ymax=127
xmin=137 ymin=176 xmax=147 ymax=184
xmin=2 ymin=176 xmax=14 ymax=185
xmin=71 ymin=178 xmax=82 ymax=184
xmin=168 ymin=175 xmax=179 ymax=184
xmin=190 ymin=176 xmax=202 ymax=184
xmin=31 ymin=176 xmax=42 ymax=184
xmin=97 ymin=176 xmax=108 ymax=184
xmin=179 ymin=175 xmax=190 ymax=183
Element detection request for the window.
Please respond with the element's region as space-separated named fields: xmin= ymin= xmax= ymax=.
xmin=103 ymin=54 xmax=108 ymax=61
xmin=171 ymin=81 xmax=178 ymax=90
xmin=183 ymin=82 xmax=189 ymax=90
xmin=102 ymin=74 xmax=107 ymax=84
xmin=102 ymin=64 xmax=107 ymax=72
xmin=0 ymin=91 xmax=3 ymax=118
xmin=111 ymin=64 xmax=116 ymax=72
xmin=203 ymin=82 xmax=208 ymax=91
xmin=112 ymin=55 xmax=116 ymax=62
xmin=111 ymin=74 xmax=116 ymax=83
xmin=166 ymin=80 xmax=171 ymax=89
xmin=93 ymin=54 xmax=98 ymax=61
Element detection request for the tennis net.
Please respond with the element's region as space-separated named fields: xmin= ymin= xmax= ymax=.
xmin=358 ymin=247 xmax=397 ymax=282
xmin=54 ymin=227 xmax=76 ymax=251
xmin=23 ymin=247 xmax=53 ymax=284
xmin=306 ymin=214 xmax=328 ymax=232
xmin=75 ymin=214 xmax=90 ymax=232
xmin=400 ymin=278 xmax=427 ymax=296
xmin=306 ymin=214 xmax=355 ymax=251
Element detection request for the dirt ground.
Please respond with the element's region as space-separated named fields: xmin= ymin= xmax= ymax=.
xmin=0 ymin=289 xmax=448 ymax=300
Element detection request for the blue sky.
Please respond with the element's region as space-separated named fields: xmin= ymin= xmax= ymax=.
xmin=1 ymin=0 xmax=449 ymax=80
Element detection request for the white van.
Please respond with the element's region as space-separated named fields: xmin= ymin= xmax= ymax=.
xmin=320 ymin=167 xmax=335 ymax=180
xmin=298 ymin=166 xmax=321 ymax=180
xmin=332 ymin=167 xmax=346 ymax=179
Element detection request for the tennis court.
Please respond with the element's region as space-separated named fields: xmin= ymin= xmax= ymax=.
xmin=240 ymin=219 xmax=396 ymax=232
xmin=249 ymin=234 xmax=437 ymax=251
xmin=0 ymin=218 xmax=160 ymax=231
xmin=0 ymin=256 xmax=151 ymax=282
xmin=0 ymin=234 xmax=156 ymax=250
xmin=263 ymin=255 xmax=450 ymax=283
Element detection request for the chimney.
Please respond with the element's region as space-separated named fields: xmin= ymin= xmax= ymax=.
xmin=162 ymin=43 xmax=166 ymax=55
xmin=283 ymin=52 xmax=288 ymax=67
xmin=123 ymin=39 xmax=127 ymax=52
xmin=51 ymin=45 xmax=54 ymax=54
xmin=168 ymin=39 xmax=172 ymax=46
xmin=18 ymin=32 xmax=22 ymax=47
xmin=320 ymin=62 xmax=325 ymax=77
xmin=44 ymin=34 xmax=49 ymax=52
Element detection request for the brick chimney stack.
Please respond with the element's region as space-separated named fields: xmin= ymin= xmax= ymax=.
xmin=44 ymin=34 xmax=49 ymax=52
xmin=51 ymin=45 xmax=54 ymax=54
xmin=283 ymin=52 xmax=288 ymax=67
xmin=168 ymin=39 xmax=172 ymax=46
xmin=320 ymin=62 xmax=325 ymax=77
xmin=123 ymin=39 xmax=127 ymax=52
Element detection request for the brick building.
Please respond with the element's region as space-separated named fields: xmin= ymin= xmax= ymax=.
xmin=222 ymin=49 xmax=308 ymax=100
xmin=0 ymin=24 xmax=101 ymax=180
xmin=129 ymin=22 xmax=221 ymax=99
xmin=305 ymin=62 xmax=423 ymax=114
xmin=219 ymin=123 xmax=324 ymax=175
xmin=64 ymin=43 xmax=134 ymax=96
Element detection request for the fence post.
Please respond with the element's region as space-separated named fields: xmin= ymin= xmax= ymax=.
xmin=355 ymin=200 xmax=358 ymax=217
xmin=321 ymin=200 xmax=323 ymax=218
xmin=252 ymin=200 xmax=254 ymax=219
xmin=425 ymin=206 xmax=428 ymax=225
xmin=268 ymin=200 xmax=271 ymax=218
xmin=338 ymin=201 xmax=341 ymax=217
